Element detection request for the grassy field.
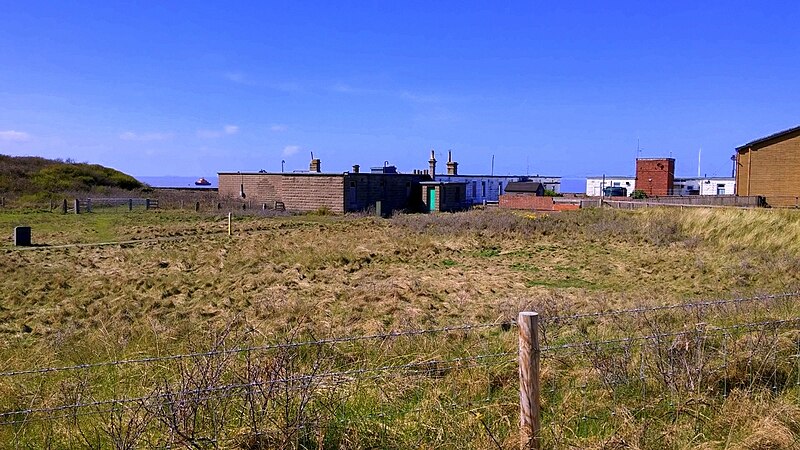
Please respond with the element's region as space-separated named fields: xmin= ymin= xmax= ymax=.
xmin=1 ymin=206 xmax=800 ymax=448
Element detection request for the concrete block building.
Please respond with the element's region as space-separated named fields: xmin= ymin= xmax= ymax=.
xmin=218 ymin=160 xmax=426 ymax=214
xmin=219 ymin=150 xmax=562 ymax=213
xmin=736 ymin=125 xmax=800 ymax=207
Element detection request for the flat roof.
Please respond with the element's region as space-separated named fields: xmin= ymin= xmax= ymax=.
xmin=435 ymin=174 xmax=561 ymax=179
xmin=218 ymin=171 xmax=426 ymax=176
xmin=419 ymin=181 xmax=467 ymax=185
xmin=674 ymin=177 xmax=734 ymax=181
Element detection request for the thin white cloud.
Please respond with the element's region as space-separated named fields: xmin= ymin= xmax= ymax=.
xmin=0 ymin=130 xmax=30 ymax=142
xmin=197 ymin=125 xmax=240 ymax=139
xmin=224 ymin=72 xmax=246 ymax=84
xmin=329 ymin=83 xmax=443 ymax=104
xmin=119 ymin=131 xmax=173 ymax=141
xmin=267 ymin=81 xmax=303 ymax=93
xmin=270 ymin=124 xmax=288 ymax=132
xmin=282 ymin=145 xmax=300 ymax=157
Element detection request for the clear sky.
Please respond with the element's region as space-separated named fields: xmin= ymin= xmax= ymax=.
xmin=2 ymin=1 xmax=799 ymax=182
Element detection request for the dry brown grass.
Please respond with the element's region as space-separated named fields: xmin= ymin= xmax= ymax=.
xmin=2 ymin=207 xmax=800 ymax=448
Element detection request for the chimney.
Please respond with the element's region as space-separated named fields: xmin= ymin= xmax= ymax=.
xmin=428 ymin=150 xmax=437 ymax=180
xmin=446 ymin=150 xmax=458 ymax=176
xmin=352 ymin=164 xmax=360 ymax=174
xmin=310 ymin=158 xmax=321 ymax=173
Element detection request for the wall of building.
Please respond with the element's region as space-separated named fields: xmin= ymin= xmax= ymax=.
xmin=635 ymin=158 xmax=675 ymax=196
xmin=585 ymin=177 xmax=636 ymax=197
xmin=440 ymin=184 xmax=466 ymax=211
xmin=737 ymin=133 xmax=800 ymax=207
xmin=672 ymin=178 xmax=736 ymax=196
xmin=420 ymin=183 xmax=467 ymax=212
xmin=343 ymin=174 xmax=426 ymax=212
xmin=435 ymin=175 xmax=561 ymax=204
xmin=500 ymin=194 xmax=555 ymax=210
xmin=219 ymin=173 xmax=346 ymax=213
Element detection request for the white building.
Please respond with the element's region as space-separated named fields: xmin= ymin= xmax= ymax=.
xmin=586 ymin=175 xmax=735 ymax=197
xmin=420 ymin=151 xmax=560 ymax=205
xmin=672 ymin=177 xmax=735 ymax=196
xmin=435 ymin=174 xmax=561 ymax=204
xmin=585 ymin=176 xmax=636 ymax=197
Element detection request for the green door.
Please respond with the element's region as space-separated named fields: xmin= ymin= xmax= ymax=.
xmin=428 ymin=187 xmax=437 ymax=211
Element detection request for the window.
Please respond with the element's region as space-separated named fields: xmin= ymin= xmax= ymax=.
xmin=613 ymin=182 xmax=621 ymax=187
xmin=472 ymin=181 xmax=477 ymax=199
xmin=717 ymin=184 xmax=725 ymax=195
xmin=482 ymin=181 xmax=486 ymax=197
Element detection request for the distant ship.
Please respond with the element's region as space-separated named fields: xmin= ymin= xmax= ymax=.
xmin=195 ymin=177 xmax=211 ymax=186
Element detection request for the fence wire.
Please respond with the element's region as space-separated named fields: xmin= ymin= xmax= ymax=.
xmin=2 ymin=291 xmax=799 ymax=449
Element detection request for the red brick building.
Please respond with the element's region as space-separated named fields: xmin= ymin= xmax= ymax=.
xmin=635 ymin=158 xmax=675 ymax=196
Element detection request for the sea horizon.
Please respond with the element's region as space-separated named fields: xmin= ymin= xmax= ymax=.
xmin=136 ymin=175 xmax=219 ymax=188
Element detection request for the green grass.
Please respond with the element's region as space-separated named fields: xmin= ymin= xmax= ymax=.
xmin=2 ymin=207 xmax=800 ymax=448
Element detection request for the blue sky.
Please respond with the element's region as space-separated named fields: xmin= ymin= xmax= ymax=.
xmin=1 ymin=1 xmax=799 ymax=184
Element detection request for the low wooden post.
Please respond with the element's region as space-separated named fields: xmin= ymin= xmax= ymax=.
xmin=519 ymin=311 xmax=541 ymax=450
xmin=61 ymin=199 xmax=68 ymax=214
xmin=128 ymin=199 xmax=133 ymax=211
xmin=74 ymin=199 xmax=80 ymax=214
xmin=228 ymin=212 xmax=232 ymax=236
xmin=145 ymin=199 xmax=151 ymax=210
xmin=86 ymin=198 xmax=92 ymax=213
xmin=195 ymin=201 xmax=200 ymax=212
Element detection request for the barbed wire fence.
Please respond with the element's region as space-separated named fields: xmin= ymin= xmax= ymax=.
xmin=1 ymin=291 xmax=799 ymax=448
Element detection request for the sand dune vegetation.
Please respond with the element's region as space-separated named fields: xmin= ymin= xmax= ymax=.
xmin=2 ymin=206 xmax=800 ymax=448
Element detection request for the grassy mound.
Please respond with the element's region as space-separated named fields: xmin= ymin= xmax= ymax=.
xmin=0 ymin=154 xmax=144 ymax=201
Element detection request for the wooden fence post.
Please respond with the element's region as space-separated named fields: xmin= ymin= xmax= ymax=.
xmin=228 ymin=212 xmax=233 ymax=236
xmin=519 ymin=311 xmax=541 ymax=450
xmin=128 ymin=199 xmax=133 ymax=211
xmin=61 ymin=199 xmax=68 ymax=214
xmin=145 ymin=199 xmax=151 ymax=210
xmin=74 ymin=199 xmax=80 ymax=214
xmin=195 ymin=201 xmax=200 ymax=212
xmin=86 ymin=198 xmax=92 ymax=213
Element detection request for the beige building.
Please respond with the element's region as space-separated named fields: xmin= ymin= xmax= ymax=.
xmin=736 ymin=125 xmax=800 ymax=207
